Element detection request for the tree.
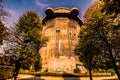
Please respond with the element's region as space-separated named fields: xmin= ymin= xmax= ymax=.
xmin=100 ymin=0 xmax=120 ymax=79
xmin=101 ymin=0 xmax=120 ymax=15
xmin=9 ymin=11 xmax=47 ymax=80
xmin=0 ymin=0 xmax=9 ymax=45
xmin=76 ymin=0 xmax=120 ymax=79
xmin=75 ymin=24 xmax=102 ymax=80
xmin=83 ymin=0 xmax=102 ymax=20
xmin=75 ymin=1 xmax=104 ymax=80
xmin=0 ymin=21 xmax=8 ymax=45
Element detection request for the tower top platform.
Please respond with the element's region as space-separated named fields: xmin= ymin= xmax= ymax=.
xmin=42 ymin=7 xmax=83 ymax=26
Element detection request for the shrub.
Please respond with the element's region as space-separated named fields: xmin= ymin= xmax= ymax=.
xmin=108 ymin=69 xmax=116 ymax=76
xmin=0 ymin=65 xmax=14 ymax=79
xmin=19 ymin=69 xmax=112 ymax=77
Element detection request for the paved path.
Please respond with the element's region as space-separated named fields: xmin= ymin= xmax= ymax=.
xmin=17 ymin=74 xmax=118 ymax=80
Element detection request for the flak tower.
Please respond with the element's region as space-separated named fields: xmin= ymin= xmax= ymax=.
xmin=40 ymin=7 xmax=83 ymax=73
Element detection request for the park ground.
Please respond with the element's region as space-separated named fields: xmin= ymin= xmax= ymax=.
xmin=17 ymin=74 xmax=118 ymax=80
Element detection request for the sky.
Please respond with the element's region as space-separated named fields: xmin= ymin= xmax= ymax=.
xmin=2 ymin=0 xmax=95 ymax=27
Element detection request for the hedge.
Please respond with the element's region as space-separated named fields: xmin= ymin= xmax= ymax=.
xmin=0 ymin=65 xmax=14 ymax=79
xmin=19 ymin=69 xmax=112 ymax=77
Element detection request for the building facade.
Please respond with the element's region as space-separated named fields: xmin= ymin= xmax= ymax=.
xmin=40 ymin=7 xmax=83 ymax=73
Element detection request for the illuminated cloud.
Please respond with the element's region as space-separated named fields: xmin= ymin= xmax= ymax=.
xmin=35 ymin=0 xmax=49 ymax=8
xmin=92 ymin=0 xmax=99 ymax=2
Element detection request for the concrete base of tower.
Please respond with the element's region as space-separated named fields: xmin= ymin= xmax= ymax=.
xmin=40 ymin=56 xmax=86 ymax=73
xmin=41 ymin=57 xmax=76 ymax=73
xmin=48 ymin=57 xmax=76 ymax=73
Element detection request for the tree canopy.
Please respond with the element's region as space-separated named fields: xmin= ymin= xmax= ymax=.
xmin=75 ymin=0 xmax=120 ymax=79
xmin=9 ymin=10 xmax=47 ymax=80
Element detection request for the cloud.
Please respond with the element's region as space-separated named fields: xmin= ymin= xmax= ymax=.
xmin=35 ymin=0 xmax=49 ymax=8
xmin=3 ymin=9 xmax=20 ymax=27
xmin=92 ymin=0 xmax=99 ymax=3
xmin=7 ymin=9 xmax=17 ymax=17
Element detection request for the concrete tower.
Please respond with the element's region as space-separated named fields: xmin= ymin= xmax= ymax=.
xmin=40 ymin=7 xmax=83 ymax=73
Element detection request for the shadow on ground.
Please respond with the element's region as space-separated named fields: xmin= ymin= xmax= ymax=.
xmin=63 ymin=77 xmax=80 ymax=80
xmin=19 ymin=77 xmax=81 ymax=80
xmin=102 ymin=79 xmax=118 ymax=80
xmin=18 ymin=77 xmax=45 ymax=80
xmin=62 ymin=72 xmax=80 ymax=80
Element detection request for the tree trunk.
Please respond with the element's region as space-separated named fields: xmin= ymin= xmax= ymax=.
xmin=105 ymin=39 xmax=120 ymax=79
xmin=88 ymin=67 xmax=93 ymax=80
xmin=109 ymin=53 xmax=120 ymax=80
xmin=12 ymin=59 xmax=21 ymax=80
xmin=101 ymin=33 xmax=120 ymax=80
xmin=111 ymin=61 xmax=120 ymax=80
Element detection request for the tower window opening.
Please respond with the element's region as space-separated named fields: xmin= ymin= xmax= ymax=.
xmin=56 ymin=27 xmax=60 ymax=33
xmin=74 ymin=34 xmax=76 ymax=36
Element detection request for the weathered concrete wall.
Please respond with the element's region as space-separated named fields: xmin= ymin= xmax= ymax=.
xmin=40 ymin=17 xmax=81 ymax=73
xmin=48 ymin=57 xmax=76 ymax=72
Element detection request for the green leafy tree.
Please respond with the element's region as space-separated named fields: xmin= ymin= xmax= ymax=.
xmin=75 ymin=1 xmax=103 ymax=80
xmin=10 ymin=11 xmax=47 ymax=80
xmin=75 ymin=24 xmax=102 ymax=80
xmin=100 ymin=0 xmax=120 ymax=78
xmin=76 ymin=0 xmax=120 ymax=79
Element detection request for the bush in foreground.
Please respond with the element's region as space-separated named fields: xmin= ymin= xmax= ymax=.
xmin=0 ymin=65 xmax=14 ymax=79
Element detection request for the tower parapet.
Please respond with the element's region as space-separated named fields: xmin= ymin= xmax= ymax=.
xmin=43 ymin=7 xmax=83 ymax=26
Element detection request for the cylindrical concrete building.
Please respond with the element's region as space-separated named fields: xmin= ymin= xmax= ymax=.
xmin=40 ymin=7 xmax=83 ymax=73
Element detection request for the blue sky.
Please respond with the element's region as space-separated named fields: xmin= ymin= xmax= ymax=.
xmin=3 ymin=0 xmax=95 ymax=27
